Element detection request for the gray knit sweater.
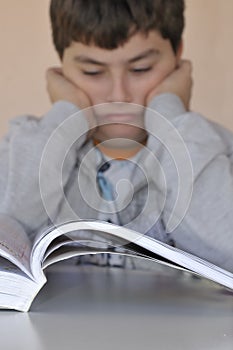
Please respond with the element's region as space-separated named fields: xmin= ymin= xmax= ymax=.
xmin=0 ymin=93 xmax=233 ymax=271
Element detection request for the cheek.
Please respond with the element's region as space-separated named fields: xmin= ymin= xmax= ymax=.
xmin=131 ymin=73 xmax=163 ymax=104
xmin=150 ymin=61 xmax=176 ymax=85
xmin=63 ymin=65 xmax=87 ymax=89
xmin=82 ymin=82 xmax=105 ymax=104
xmin=62 ymin=65 xmax=102 ymax=103
xmin=141 ymin=59 xmax=177 ymax=97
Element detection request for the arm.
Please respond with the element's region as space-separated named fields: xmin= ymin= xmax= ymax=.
xmin=0 ymin=101 xmax=89 ymax=239
xmin=145 ymin=62 xmax=233 ymax=272
xmin=0 ymin=69 xmax=95 ymax=239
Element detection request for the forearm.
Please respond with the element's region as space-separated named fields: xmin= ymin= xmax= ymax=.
xmin=0 ymin=101 xmax=89 ymax=237
xmin=145 ymin=93 xmax=233 ymax=271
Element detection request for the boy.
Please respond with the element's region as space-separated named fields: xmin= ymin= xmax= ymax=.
xmin=0 ymin=0 xmax=232 ymax=271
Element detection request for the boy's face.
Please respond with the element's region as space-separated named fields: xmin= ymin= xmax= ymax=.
xmin=62 ymin=30 xmax=182 ymax=144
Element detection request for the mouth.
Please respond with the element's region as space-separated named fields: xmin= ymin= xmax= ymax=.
xmin=93 ymin=103 xmax=145 ymax=125
xmin=103 ymin=114 xmax=139 ymax=123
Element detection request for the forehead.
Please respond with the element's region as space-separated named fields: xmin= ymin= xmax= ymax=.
xmin=63 ymin=31 xmax=171 ymax=64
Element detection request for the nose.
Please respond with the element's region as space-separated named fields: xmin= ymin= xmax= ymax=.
xmin=106 ymin=75 xmax=132 ymax=103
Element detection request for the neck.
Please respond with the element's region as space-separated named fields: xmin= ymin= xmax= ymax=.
xmin=93 ymin=137 xmax=147 ymax=160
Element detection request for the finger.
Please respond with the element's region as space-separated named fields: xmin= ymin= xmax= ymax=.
xmin=46 ymin=67 xmax=63 ymax=80
xmin=51 ymin=67 xmax=63 ymax=74
xmin=47 ymin=66 xmax=62 ymax=72
xmin=179 ymin=59 xmax=193 ymax=73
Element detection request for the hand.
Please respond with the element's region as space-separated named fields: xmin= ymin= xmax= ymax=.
xmin=146 ymin=60 xmax=193 ymax=110
xmin=46 ymin=67 xmax=91 ymax=109
xmin=46 ymin=67 xmax=96 ymax=131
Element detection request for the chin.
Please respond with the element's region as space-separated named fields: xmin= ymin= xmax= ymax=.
xmin=93 ymin=124 xmax=147 ymax=145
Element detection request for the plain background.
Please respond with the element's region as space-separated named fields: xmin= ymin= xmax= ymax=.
xmin=0 ymin=0 xmax=233 ymax=137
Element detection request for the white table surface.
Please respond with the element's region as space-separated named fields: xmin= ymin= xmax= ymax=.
xmin=0 ymin=261 xmax=232 ymax=350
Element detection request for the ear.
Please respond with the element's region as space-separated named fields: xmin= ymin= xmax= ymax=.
xmin=175 ymin=39 xmax=183 ymax=64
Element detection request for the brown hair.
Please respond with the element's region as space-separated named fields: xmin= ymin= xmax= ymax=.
xmin=50 ymin=0 xmax=185 ymax=59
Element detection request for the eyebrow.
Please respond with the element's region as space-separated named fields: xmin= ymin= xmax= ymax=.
xmin=73 ymin=48 xmax=160 ymax=66
xmin=128 ymin=48 xmax=160 ymax=63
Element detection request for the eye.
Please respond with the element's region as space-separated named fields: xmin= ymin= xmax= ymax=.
xmin=82 ymin=71 xmax=103 ymax=76
xmin=130 ymin=67 xmax=152 ymax=73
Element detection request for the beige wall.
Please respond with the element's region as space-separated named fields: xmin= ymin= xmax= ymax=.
xmin=0 ymin=0 xmax=233 ymax=138
xmin=184 ymin=0 xmax=233 ymax=129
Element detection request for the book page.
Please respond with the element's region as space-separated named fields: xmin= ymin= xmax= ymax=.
xmin=31 ymin=220 xmax=185 ymax=280
xmin=42 ymin=242 xmax=148 ymax=269
xmin=0 ymin=215 xmax=32 ymax=277
xmin=32 ymin=220 xmax=233 ymax=289
xmin=0 ymin=257 xmax=44 ymax=311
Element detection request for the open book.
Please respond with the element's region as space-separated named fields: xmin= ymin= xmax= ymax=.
xmin=0 ymin=218 xmax=233 ymax=312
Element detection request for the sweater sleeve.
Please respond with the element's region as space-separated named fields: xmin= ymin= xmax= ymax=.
xmin=0 ymin=101 xmax=89 ymax=239
xmin=145 ymin=93 xmax=233 ymax=272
